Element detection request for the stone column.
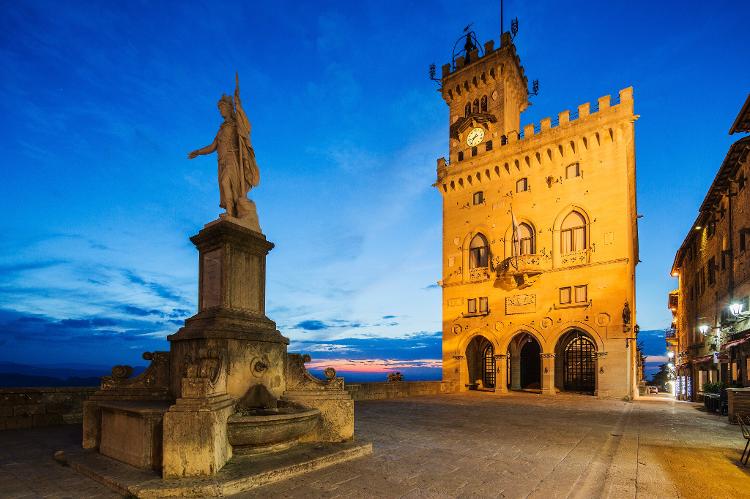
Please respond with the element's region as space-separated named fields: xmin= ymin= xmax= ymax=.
xmin=541 ymin=353 xmax=556 ymax=396
xmin=494 ymin=354 xmax=508 ymax=394
xmin=510 ymin=351 xmax=521 ymax=390
xmin=453 ymin=355 xmax=465 ymax=390
xmin=596 ymin=351 xmax=608 ymax=398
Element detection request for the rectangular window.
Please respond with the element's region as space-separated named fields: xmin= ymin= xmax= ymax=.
xmin=561 ymin=227 xmax=586 ymax=253
xmin=559 ymin=287 xmax=571 ymax=304
xmin=457 ymin=151 xmax=464 ymax=162
xmin=471 ymin=146 xmax=478 ymax=157
xmin=479 ymin=297 xmax=488 ymax=313
xmin=519 ymin=237 xmax=533 ymax=255
xmin=574 ymin=285 xmax=588 ymax=303
xmin=485 ymin=140 xmax=493 ymax=152
xmin=516 ymin=178 xmax=528 ymax=193
xmin=473 ymin=191 xmax=484 ymax=205
xmin=708 ymin=257 xmax=716 ymax=286
xmin=467 ymin=298 xmax=477 ymax=314
xmin=565 ymin=162 xmax=580 ymax=178
xmin=741 ymin=230 xmax=748 ymax=252
xmin=699 ymin=268 xmax=706 ymax=295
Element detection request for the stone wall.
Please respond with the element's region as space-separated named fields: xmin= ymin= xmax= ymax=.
xmin=0 ymin=387 xmax=97 ymax=430
xmin=346 ymin=381 xmax=454 ymax=401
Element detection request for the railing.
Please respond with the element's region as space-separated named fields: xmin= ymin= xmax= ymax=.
xmin=496 ymin=254 xmax=547 ymax=276
xmin=560 ymin=249 xmax=591 ymax=266
xmin=469 ymin=267 xmax=490 ymax=281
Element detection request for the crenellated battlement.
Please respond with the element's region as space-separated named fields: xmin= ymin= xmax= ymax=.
xmin=435 ymin=86 xmax=635 ymax=191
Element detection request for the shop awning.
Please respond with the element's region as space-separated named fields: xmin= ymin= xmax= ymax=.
xmin=722 ymin=335 xmax=750 ymax=351
xmin=692 ymin=354 xmax=714 ymax=364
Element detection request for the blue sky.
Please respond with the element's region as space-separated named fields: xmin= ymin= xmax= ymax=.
xmin=1 ymin=1 xmax=748 ymax=380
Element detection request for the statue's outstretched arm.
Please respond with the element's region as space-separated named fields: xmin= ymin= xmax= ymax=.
xmin=188 ymin=137 xmax=217 ymax=159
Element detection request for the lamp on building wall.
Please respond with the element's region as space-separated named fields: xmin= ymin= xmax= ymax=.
xmin=667 ymin=351 xmax=674 ymax=359
xmin=730 ymin=302 xmax=743 ymax=316
xmin=698 ymin=325 xmax=709 ymax=334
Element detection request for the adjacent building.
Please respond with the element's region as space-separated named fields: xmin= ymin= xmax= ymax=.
xmin=669 ymin=95 xmax=750 ymax=400
xmin=435 ymin=31 xmax=639 ymax=399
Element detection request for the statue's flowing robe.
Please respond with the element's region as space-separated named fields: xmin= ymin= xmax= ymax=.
xmin=234 ymin=99 xmax=260 ymax=195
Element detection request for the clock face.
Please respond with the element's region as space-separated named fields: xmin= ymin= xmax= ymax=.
xmin=466 ymin=127 xmax=485 ymax=147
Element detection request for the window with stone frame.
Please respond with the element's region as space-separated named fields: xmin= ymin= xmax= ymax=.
xmin=565 ymin=162 xmax=581 ymax=178
xmin=464 ymin=102 xmax=471 ymax=117
xmin=467 ymin=298 xmax=477 ymax=314
xmin=485 ymin=140 xmax=493 ymax=152
xmin=458 ymin=151 xmax=464 ymax=162
xmin=561 ymin=211 xmax=587 ymax=253
xmin=480 ymin=95 xmax=488 ymax=112
xmin=515 ymin=223 xmax=535 ymax=255
xmin=479 ymin=297 xmax=488 ymax=313
xmin=473 ymin=191 xmax=485 ymax=205
xmin=469 ymin=233 xmax=489 ymax=269
xmin=516 ymin=178 xmax=528 ymax=193
xmin=574 ymin=285 xmax=588 ymax=303
xmin=559 ymin=287 xmax=572 ymax=304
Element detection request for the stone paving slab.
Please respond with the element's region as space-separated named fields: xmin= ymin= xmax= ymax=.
xmin=1 ymin=392 xmax=749 ymax=498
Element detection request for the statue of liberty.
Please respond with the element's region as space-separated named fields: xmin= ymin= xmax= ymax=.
xmin=188 ymin=73 xmax=261 ymax=230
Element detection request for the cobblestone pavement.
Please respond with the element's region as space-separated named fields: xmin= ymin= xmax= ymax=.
xmin=0 ymin=392 xmax=748 ymax=498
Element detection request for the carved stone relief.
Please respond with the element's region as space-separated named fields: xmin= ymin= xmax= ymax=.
xmin=505 ymin=294 xmax=536 ymax=315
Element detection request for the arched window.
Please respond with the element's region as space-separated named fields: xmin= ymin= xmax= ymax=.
xmin=480 ymin=95 xmax=488 ymax=112
xmin=561 ymin=211 xmax=587 ymax=253
xmin=472 ymin=99 xmax=479 ymax=114
xmin=469 ymin=233 xmax=489 ymax=268
xmin=515 ymin=223 xmax=535 ymax=255
xmin=465 ymin=102 xmax=471 ymax=117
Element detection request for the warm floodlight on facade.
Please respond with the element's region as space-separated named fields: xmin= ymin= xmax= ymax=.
xmin=671 ymin=271 xmax=679 ymax=277
xmin=730 ymin=302 xmax=743 ymax=316
xmin=698 ymin=325 xmax=709 ymax=334
xmin=695 ymin=226 xmax=702 ymax=230
xmin=668 ymin=363 xmax=674 ymax=369
xmin=668 ymin=351 xmax=674 ymax=359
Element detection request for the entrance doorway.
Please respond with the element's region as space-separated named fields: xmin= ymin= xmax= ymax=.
xmin=555 ymin=330 xmax=597 ymax=394
xmin=465 ymin=335 xmax=495 ymax=389
xmin=507 ymin=333 xmax=542 ymax=390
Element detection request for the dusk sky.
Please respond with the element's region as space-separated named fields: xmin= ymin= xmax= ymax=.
xmin=1 ymin=1 xmax=748 ymax=380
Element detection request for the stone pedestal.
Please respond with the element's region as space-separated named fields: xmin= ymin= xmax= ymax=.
xmin=494 ymin=355 xmax=508 ymax=394
xmin=98 ymin=401 xmax=170 ymax=471
xmin=168 ymin=220 xmax=289 ymax=402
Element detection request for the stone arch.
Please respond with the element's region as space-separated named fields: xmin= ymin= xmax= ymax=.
xmin=455 ymin=329 xmax=502 ymax=391
xmin=502 ymin=329 xmax=546 ymax=392
xmin=552 ymin=326 xmax=600 ymax=394
xmin=551 ymin=205 xmax=592 ymax=268
xmin=502 ymin=218 xmax=538 ymax=259
xmin=461 ymin=226 xmax=493 ymax=280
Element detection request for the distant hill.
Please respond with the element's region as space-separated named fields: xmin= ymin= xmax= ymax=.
xmin=0 ymin=361 xmax=145 ymax=388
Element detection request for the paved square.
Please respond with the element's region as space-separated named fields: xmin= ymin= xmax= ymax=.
xmin=1 ymin=393 xmax=748 ymax=498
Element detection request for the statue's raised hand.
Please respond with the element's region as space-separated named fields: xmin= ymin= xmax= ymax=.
xmin=188 ymin=150 xmax=199 ymax=159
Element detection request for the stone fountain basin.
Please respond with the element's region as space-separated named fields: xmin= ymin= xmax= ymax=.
xmin=227 ymin=404 xmax=320 ymax=455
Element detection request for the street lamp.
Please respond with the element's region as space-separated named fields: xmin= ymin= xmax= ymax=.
xmin=699 ymin=325 xmax=709 ymax=334
xmin=667 ymin=351 xmax=674 ymax=359
xmin=730 ymin=303 xmax=743 ymax=316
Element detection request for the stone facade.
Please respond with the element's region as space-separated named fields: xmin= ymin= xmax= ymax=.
xmin=436 ymin=33 xmax=638 ymax=399
xmin=0 ymin=387 xmax=96 ymax=430
xmin=669 ymin=95 xmax=750 ymax=401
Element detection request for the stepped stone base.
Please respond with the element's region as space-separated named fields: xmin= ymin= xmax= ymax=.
xmin=60 ymin=439 xmax=372 ymax=497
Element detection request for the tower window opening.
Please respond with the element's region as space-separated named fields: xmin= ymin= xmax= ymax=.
xmin=480 ymin=95 xmax=488 ymax=112
xmin=458 ymin=151 xmax=464 ymax=162
xmin=566 ymin=162 xmax=581 ymax=178
xmin=473 ymin=191 xmax=485 ymax=205
xmin=472 ymin=99 xmax=479 ymax=114
xmin=471 ymin=146 xmax=478 ymax=157
xmin=485 ymin=140 xmax=493 ymax=152
xmin=465 ymin=103 xmax=471 ymax=117
xmin=516 ymin=178 xmax=528 ymax=192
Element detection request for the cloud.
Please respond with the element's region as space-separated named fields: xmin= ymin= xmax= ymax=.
xmin=289 ymin=330 xmax=441 ymax=361
xmin=381 ymin=315 xmax=397 ymax=319
xmin=295 ymin=320 xmax=329 ymax=331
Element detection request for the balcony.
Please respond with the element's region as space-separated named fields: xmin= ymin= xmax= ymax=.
xmin=560 ymin=249 xmax=591 ymax=266
xmin=469 ymin=266 xmax=490 ymax=282
xmin=495 ymin=254 xmax=548 ymax=289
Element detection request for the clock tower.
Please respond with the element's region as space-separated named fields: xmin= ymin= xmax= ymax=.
xmin=439 ymin=32 xmax=529 ymax=166
xmin=434 ymin=27 xmax=639 ymax=400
